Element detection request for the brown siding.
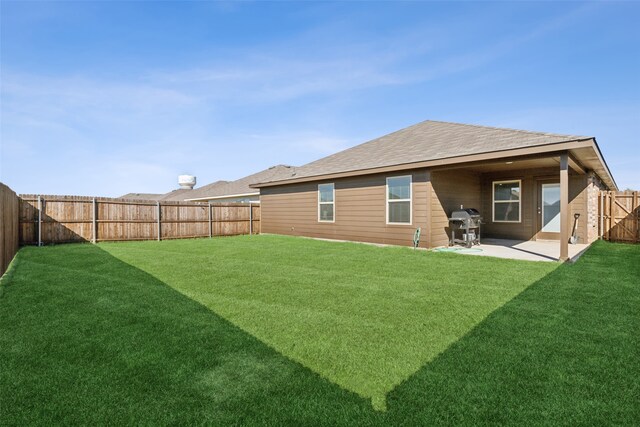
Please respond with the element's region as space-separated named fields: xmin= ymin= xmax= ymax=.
xmin=480 ymin=168 xmax=589 ymax=243
xmin=429 ymin=170 xmax=481 ymax=247
xmin=571 ymin=174 xmax=589 ymax=244
xmin=261 ymin=165 xmax=594 ymax=248
xmin=261 ymin=170 xmax=428 ymax=247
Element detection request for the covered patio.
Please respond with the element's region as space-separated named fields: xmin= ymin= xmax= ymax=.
xmin=429 ymin=144 xmax=615 ymax=261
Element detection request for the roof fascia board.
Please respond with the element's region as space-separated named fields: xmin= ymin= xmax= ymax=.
xmin=252 ymin=139 xmax=594 ymax=188
xmin=590 ymin=138 xmax=618 ymax=190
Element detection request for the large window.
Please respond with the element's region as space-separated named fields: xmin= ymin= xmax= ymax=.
xmin=493 ymin=180 xmax=521 ymax=223
xmin=318 ymin=183 xmax=335 ymax=222
xmin=387 ymin=175 xmax=412 ymax=224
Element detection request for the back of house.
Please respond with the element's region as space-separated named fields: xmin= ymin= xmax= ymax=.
xmin=252 ymin=120 xmax=616 ymax=261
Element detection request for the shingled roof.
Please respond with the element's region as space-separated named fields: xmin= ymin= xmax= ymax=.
xmin=253 ymin=120 xmax=592 ymax=186
xmin=184 ymin=165 xmax=296 ymax=201
xmin=160 ymin=181 xmax=228 ymax=202
xmin=118 ymin=165 xmax=297 ymax=202
xmin=119 ymin=192 xmax=164 ymax=201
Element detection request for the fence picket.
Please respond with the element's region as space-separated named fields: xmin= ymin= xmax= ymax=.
xmin=17 ymin=195 xmax=260 ymax=245
xmin=600 ymin=190 xmax=639 ymax=243
xmin=0 ymin=183 xmax=20 ymax=276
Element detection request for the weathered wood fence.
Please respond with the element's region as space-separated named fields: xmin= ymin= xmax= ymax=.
xmin=600 ymin=191 xmax=639 ymax=243
xmin=19 ymin=195 xmax=260 ymax=245
xmin=1 ymin=184 xmax=20 ymax=276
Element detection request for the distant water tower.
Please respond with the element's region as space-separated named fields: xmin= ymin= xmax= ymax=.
xmin=178 ymin=175 xmax=196 ymax=189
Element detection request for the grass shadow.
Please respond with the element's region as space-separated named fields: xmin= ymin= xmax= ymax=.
xmin=2 ymin=240 xmax=638 ymax=425
xmin=382 ymin=240 xmax=640 ymax=425
xmin=0 ymin=244 xmax=377 ymax=425
xmin=97 ymin=235 xmax=558 ymax=410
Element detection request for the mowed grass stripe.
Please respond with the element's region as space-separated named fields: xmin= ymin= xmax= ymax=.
xmin=0 ymin=243 xmax=376 ymax=425
xmin=1 ymin=236 xmax=637 ymax=425
xmin=100 ymin=235 xmax=556 ymax=406
xmin=384 ymin=240 xmax=640 ymax=425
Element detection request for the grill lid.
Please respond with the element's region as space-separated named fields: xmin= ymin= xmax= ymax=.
xmin=451 ymin=208 xmax=481 ymax=219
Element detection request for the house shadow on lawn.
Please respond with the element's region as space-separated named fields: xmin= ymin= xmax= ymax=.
xmin=2 ymin=241 xmax=637 ymax=426
xmin=382 ymin=240 xmax=639 ymax=425
xmin=0 ymin=244 xmax=378 ymax=426
xmin=97 ymin=236 xmax=562 ymax=414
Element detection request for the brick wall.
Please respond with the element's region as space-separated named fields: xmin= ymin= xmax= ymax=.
xmin=586 ymin=172 xmax=606 ymax=243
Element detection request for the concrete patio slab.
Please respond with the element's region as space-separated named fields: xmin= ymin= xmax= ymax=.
xmin=434 ymin=238 xmax=590 ymax=262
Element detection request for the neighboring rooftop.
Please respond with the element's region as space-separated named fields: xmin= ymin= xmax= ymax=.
xmin=160 ymin=181 xmax=228 ymax=202
xmin=252 ymin=120 xmax=594 ymax=186
xmin=119 ymin=193 xmax=164 ymax=201
xmin=184 ymin=165 xmax=296 ymax=201
xmin=119 ymin=165 xmax=296 ymax=202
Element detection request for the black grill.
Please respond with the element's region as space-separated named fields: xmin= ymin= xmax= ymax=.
xmin=448 ymin=208 xmax=482 ymax=247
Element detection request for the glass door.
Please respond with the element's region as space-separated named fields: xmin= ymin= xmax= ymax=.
xmin=542 ymin=183 xmax=561 ymax=232
xmin=537 ymin=182 xmax=561 ymax=239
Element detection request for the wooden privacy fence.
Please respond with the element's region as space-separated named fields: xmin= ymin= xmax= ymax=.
xmin=19 ymin=195 xmax=260 ymax=245
xmin=1 ymin=183 xmax=20 ymax=276
xmin=600 ymin=191 xmax=639 ymax=243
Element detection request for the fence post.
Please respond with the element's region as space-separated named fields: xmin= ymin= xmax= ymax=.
xmin=634 ymin=191 xmax=639 ymax=243
xmin=92 ymin=197 xmax=97 ymax=243
xmin=604 ymin=192 xmax=609 ymax=241
xmin=610 ymin=192 xmax=615 ymax=241
xmin=208 ymin=202 xmax=212 ymax=238
xmin=599 ymin=192 xmax=604 ymax=240
xmin=37 ymin=195 xmax=42 ymax=246
xmin=157 ymin=201 xmax=161 ymax=241
xmin=249 ymin=203 xmax=253 ymax=235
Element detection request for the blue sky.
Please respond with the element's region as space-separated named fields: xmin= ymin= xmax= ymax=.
xmin=1 ymin=1 xmax=639 ymax=196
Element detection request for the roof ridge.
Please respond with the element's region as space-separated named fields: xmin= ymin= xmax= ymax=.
xmin=426 ymin=119 xmax=591 ymax=140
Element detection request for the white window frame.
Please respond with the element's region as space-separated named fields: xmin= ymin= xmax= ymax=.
xmin=386 ymin=175 xmax=412 ymax=225
xmin=492 ymin=179 xmax=522 ymax=223
xmin=318 ymin=183 xmax=335 ymax=223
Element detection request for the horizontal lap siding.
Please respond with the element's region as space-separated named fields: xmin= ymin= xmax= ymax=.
xmin=261 ymin=165 xmax=593 ymax=247
xmin=569 ymin=175 xmax=589 ymax=244
xmin=430 ymin=170 xmax=482 ymax=247
xmin=261 ymin=170 xmax=428 ymax=247
xmin=480 ymin=172 xmax=535 ymax=241
xmin=480 ymin=168 xmax=589 ymax=243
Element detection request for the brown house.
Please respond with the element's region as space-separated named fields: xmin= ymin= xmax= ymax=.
xmin=252 ymin=120 xmax=617 ymax=261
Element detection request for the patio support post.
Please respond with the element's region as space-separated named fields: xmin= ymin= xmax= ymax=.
xmin=559 ymin=153 xmax=569 ymax=261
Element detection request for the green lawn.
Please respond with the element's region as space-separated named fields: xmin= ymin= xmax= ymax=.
xmin=0 ymin=236 xmax=638 ymax=425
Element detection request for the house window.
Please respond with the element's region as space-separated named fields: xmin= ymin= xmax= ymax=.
xmin=387 ymin=175 xmax=412 ymax=224
xmin=493 ymin=180 xmax=521 ymax=222
xmin=318 ymin=183 xmax=335 ymax=222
